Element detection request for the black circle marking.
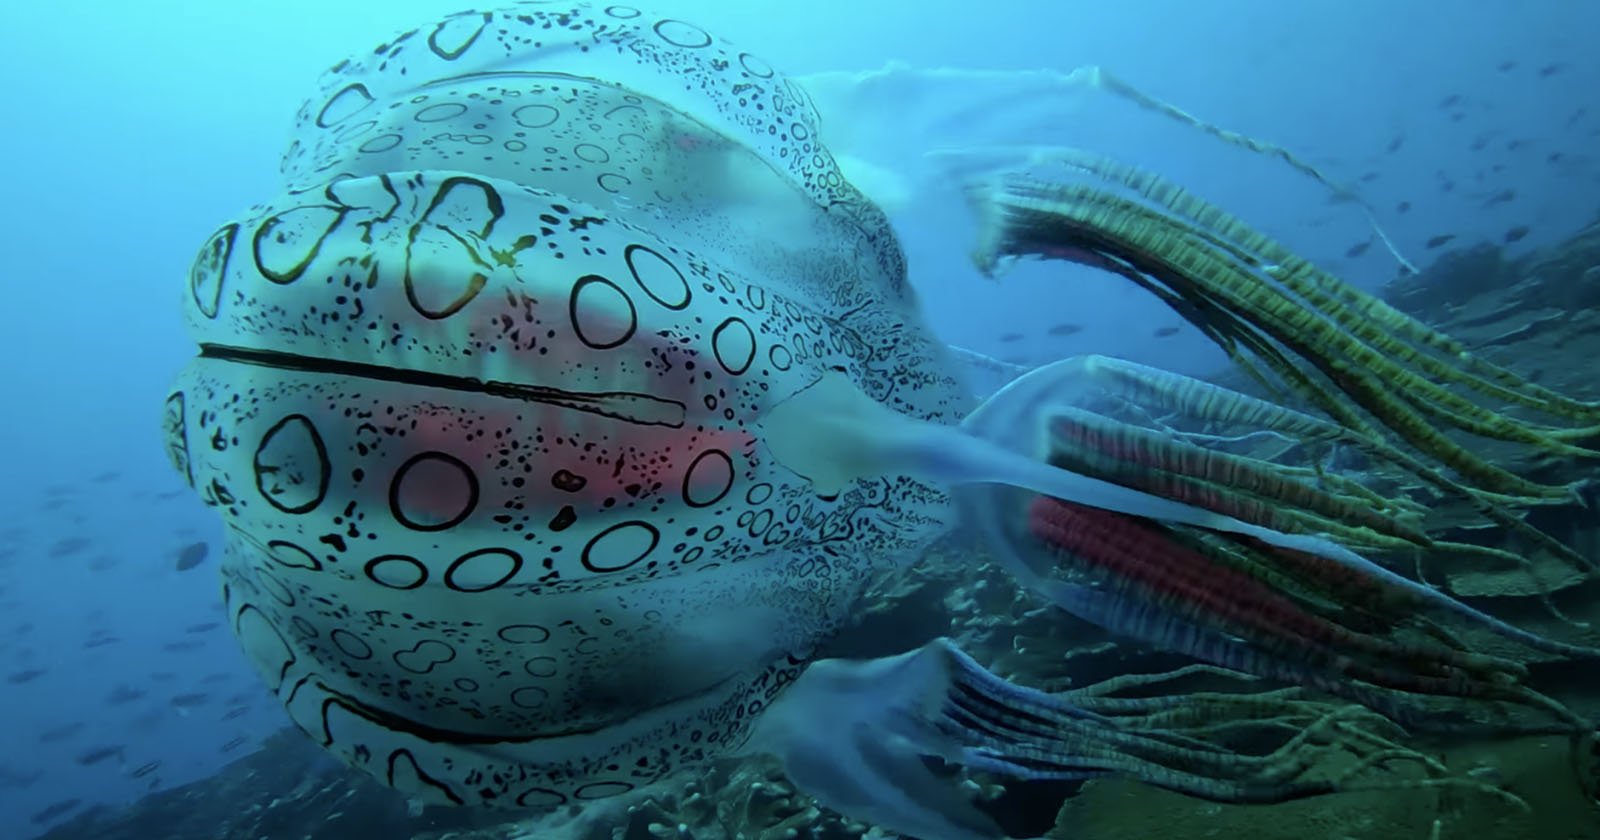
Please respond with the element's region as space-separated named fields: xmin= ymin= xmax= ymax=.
xmin=739 ymin=52 xmax=775 ymax=79
xmin=317 ymin=83 xmax=374 ymax=127
xmin=581 ymin=521 xmax=660 ymax=573
xmin=524 ymin=657 xmax=558 ymax=678
xmin=624 ymin=244 xmax=690 ymax=310
xmin=389 ymin=452 xmax=479 ymax=532
xmin=253 ymin=414 xmax=330 ymax=515
xmin=576 ymin=781 xmax=635 ymax=800
xmin=569 ymin=274 xmax=637 ymax=350
xmin=358 ymin=133 xmax=403 ymax=153
xmin=683 ymin=450 xmax=734 ymax=508
xmin=257 ymin=569 xmax=296 ymax=607
xmin=266 ymin=540 xmax=323 ymax=571
xmin=330 ymin=629 xmax=374 ymax=660
xmin=510 ymin=686 xmax=548 ymax=708
xmin=444 ymin=548 xmax=522 ymax=592
xmin=574 ymin=143 xmax=610 ymax=163
xmin=596 ymin=172 xmax=631 ymax=193
xmin=365 ymin=555 xmax=428 ymax=590
xmin=190 ymin=223 xmax=236 ymax=319
xmin=415 ymin=102 xmax=468 ymax=123
xmin=512 ymin=104 xmax=560 ymax=128
xmin=497 ymin=624 xmax=551 ymax=644
xmin=516 ymin=787 xmax=567 ymax=807
xmin=653 ymin=19 xmax=711 ymax=48
xmin=768 ymin=344 xmax=793 ymax=371
xmin=711 ymin=317 xmax=756 ymax=375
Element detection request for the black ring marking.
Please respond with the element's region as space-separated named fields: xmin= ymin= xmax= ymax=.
xmin=711 ymin=317 xmax=755 ymax=375
xmin=330 ymin=629 xmax=374 ymax=660
xmin=444 ymin=548 xmax=522 ymax=592
xmin=682 ymin=449 xmax=733 ymax=508
xmin=569 ymin=274 xmax=637 ymax=350
xmin=364 ymin=555 xmax=428 ymax=590
xmin=581 ymin=521 xmax=660 ymax=573
xmin=253 ymin=414 xmax=330 ymax=515
xmin=624 ymin=244 xmax=690 ymax=310
xmin=266 ymin=539 xmax=323 ymax=571
xmin=389 ymin=451 xmax=479 ymax=532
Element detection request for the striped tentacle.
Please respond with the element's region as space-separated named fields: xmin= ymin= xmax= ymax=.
xmin=971 ymin=172 xmax=1600 ymax=502
xmin=930 ymin=640 xmax=1522 ymax=808
xmin=981 ymin=150 xmax=1600 ymax=424
xmin=1047 ymin=408 xmax=1430 ymax=546
xmin=1027 ymin=497 xmax=1533 ymax=698
xmin=1053 ymin=355 xmax=1597 ymax=577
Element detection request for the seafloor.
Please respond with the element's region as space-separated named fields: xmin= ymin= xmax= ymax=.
xmin=40 ymin=219 xmax=1600 ymax=840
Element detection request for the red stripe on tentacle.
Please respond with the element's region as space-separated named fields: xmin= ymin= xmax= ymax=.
xmin=1025 ymin=496 xmax=1521 ymax=696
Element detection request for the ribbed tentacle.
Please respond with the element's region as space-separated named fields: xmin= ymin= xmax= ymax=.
xmin=1026 ymin=498 xmax=1542 ymax=688
xmin=1043 ymin=355 xmax=1597 ymax=579
xmin=967 ymin=163 xmax=1600 ymax=506
xmin=928 ymin=640 xmax=1525 ymax=809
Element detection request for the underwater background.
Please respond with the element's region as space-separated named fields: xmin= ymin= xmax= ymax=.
xmin=1 ymin=1 xmax=1598 ymax=838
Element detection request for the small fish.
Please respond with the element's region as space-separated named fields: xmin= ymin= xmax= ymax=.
xmin=83 ymin=634 xmax=120 ymax=649
xmin=106 ymin=685 xmax=146 ymax=705
xmin=0 ymin=766 xmax=42 ymax=789
xmin=1504 ymin=225 xmax=1530 ymax=243
xmin=1538 ymin=62 xmax=1566 ymax=77
xmin=1469 ymin=135 xmax=1491 ymax=151
xmin=175 ymin=541 xmax=208 ymax=572
xmin=171 ymin=692 xmax=210 ymax=708
xmin=6 ymin=668 xmax=45 ymax=685
xmin=1046 ymin=323 xmax=1084 ymax=337
xmin=1506 ymin=139 xmax=1527 ymax=151
xmin=997 ymin=332 xmax=1024 ymax=343
xmin=1425 ymin=234 xmax=1456 ymax=249
xmin=1548 ymin=152 xmax=1564 ymax=164
xmin=1359 ymin=171 xmax=1380 ymax=183
xmin=91 ymin=471 xmax=121 ymax=483
xmin=1439 ymin=93 xmax=1462 ymax=108
xmin=30 ymin=799 xmax=82 ymax=825
xmin=163 ymin=639 xmax=205 ymax=653
xmin=1344 ymin=240 xmax=1373 ymax=258
xmin=1395 ymin=201 xmax=1411 ymax=214
xmin=222 ymin=706 xmax=250 ymax=721
xmin=185 ymin=621 xmax=221 ymax=635
xmin=1483 ymin=188 xmax=1516 ymax=207
xmin=1152 ymin=326 xmax=1182 ymax=338
xmin=38 ymin=722 xmax=84 ymax=744
xmin=220 ymin=736 xmax=249 ymax=753
xmin=131 ymin=761 xmax=161 ymax=779
xmin=75 ymin=745 xmax=124 ymax=766
xmin=1386 ymin=135 xmax=1404 ymax=153
xmin=1496 ymin=60 xmax=1516 ymax=72
xmin=48 ymin=537 xmax=91 ymax=558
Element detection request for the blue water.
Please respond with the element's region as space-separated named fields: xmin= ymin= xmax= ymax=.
xmin=0 ymin=1 xmax=1594 ymax=836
